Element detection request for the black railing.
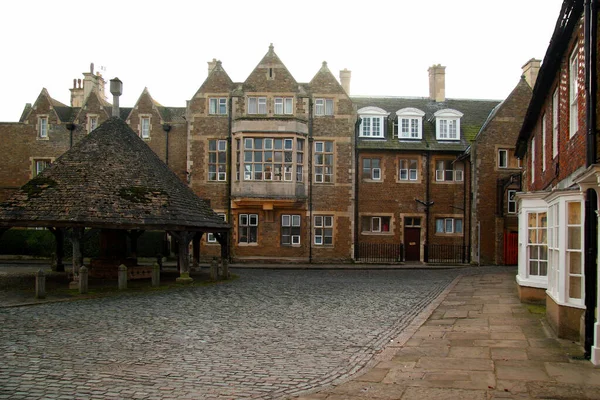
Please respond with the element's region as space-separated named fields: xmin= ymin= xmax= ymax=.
xmin=424 ymin=244 xmax=470 ymax=264
xmin=356 ymin=242 xmax=404 ymax=263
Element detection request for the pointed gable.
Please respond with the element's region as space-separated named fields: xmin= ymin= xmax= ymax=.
xmin=74 ymin=90 xmax=111 ymax=125
xmin=23 ymin=88 xmax=65 ymax=124
xmin=309 ymin=62 xmax=347 ymax=96
xmin=195 ymin=60 xmax=235 ymax=95
xmin=243 ymin=44 xmax=298 ymax=93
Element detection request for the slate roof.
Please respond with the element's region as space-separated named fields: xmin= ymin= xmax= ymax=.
xmin=351 ymin=96 xmax=501 ymax=152
xmin=0 ymin=117 xmax=230 ymax=233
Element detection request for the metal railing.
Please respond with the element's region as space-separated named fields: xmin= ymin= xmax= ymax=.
xmin=356 ymin=242 xmax=404 ymax=263
xmin=424 ymin=244 xmax=470 ymax=264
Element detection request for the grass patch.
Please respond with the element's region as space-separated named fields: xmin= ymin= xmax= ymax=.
xmin=527 ymin=304 xmax=546 ymax=314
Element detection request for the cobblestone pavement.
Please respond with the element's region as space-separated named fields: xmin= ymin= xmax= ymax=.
xmin=0 ymin=267 xmax=505 ymax=399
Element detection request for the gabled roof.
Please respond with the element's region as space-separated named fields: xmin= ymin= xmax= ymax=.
xmin=0 ymin=117 xmax=229 ymax=232
xmin=243 ymin=44 xmax=298 ymax=93
xmin=22 ymin=88 xmax=66 ymax=123
xmin=308 ymin=62 xmax=347 ymax=95
xmin=352 ymin=96 xmax=500 ymax=152
xmin=516 ymin=0 xmax=584 ymax=157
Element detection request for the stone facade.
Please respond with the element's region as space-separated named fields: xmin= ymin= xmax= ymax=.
xmin=0 ymin=46 xmax=514 ymax=265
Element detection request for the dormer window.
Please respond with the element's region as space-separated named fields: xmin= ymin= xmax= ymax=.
xmin=87 ymin=115 xmax=98 ymax=133
xmin=434 ymin=109 xmax=463 ymax=141
xmin=358 ymin=107 xmax=389 ymax=138
xmin=140 ymin=116 xmax=151 ymax=139
xmin=38 ymin=116 xmax=48 ymax=139
xmin=396 ymin=108 xmax=425 ymax=139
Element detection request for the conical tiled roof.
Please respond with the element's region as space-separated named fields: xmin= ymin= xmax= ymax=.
xmin=0 ymin=117 xmax=229 ymax=233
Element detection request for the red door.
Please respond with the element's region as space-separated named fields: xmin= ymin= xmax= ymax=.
xmin=404 ymin=227 xmax=421 ymax=261
xmin=504 ymin=231 xmax=518 ymax=265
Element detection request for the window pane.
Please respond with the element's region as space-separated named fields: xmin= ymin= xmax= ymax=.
xmin=569 ymin=252 xmax=582 ymax=274
xmin=436 ymin=219 xmax=444 ymax=233
xmin=568 ymin=227 xmax=581 ymax=249
xmin=282 ymin=215 xmax=290 ymax=226
xmin=568 ymin=202 xmax=581 ymax=224
xmin=570 ymin=276 xmax=582 ymax=299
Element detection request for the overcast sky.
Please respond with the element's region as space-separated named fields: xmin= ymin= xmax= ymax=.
xmin=0 ymin=0 xmax=563 ymax=122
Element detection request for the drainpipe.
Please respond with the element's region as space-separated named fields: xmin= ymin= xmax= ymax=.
xmin=353 ymin=117 xmax=361 ymax=260
xmin=463 ymin=160 xmax=467 ymax=263
xmin=424 ymin=151 xmax=431 ymax=262
xmin=583 ymin=0 xmax=598 ymax=360
xmin=162 ymin=124 xmax=171 ymax=167
xmin=308 ymin=98 xmax=314 ymax=263
xmin=227 ymin=96 xmax=233 ymax=262
xmin=66 ymin=123 xmax=76 ymax=149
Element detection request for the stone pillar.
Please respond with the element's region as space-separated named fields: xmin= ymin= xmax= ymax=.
xmin=79 ymin=266 xmax=88 ymax=294
xmin=70 ymin=227 xmax=84 ymax=289
xmin=192 ymin=232 xmax=201 ymax=271
xmin=152 ymin=263 xmax=160 ymax=287
xmin=210 ymin=257 xmax=218 ymax=281
xmin=156 ymin=253 xmax=163 ymax=271
xmin=221 ymin=259 xmax=230 ymax=280
xmin=35 ymin=269 xmax=46 ymax=299
xmin=118 ymin=264 xmax=127 ymax=290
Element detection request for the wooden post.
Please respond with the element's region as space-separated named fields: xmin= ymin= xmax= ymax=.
xmin=215 ymin=232 xmax=230 ymax=263
xmin=128 ymin=230 xmax=144 ymax=260
xmin=192 ymin=232 xmax=202 ymax=271
xmin=118 ymin=264 xmax=127 ymax=290
xmin=210 ymin=257 xmax=218 ymax=281
xmin=152 ymin=263 xmax=160 ymax=287
xmin=221 ymin=258 xmax=230 ymax=280
xmin=79 ymin=266 xmax=88 ymax=294
xmin=35 ymin=269 xmax=46 ymax=299
xmin=49 ymin=228 xmax=65 ymax=272
xmin=70 ymin=227 xmax=84 ymax=289
xmin=170 ymin=231 xmax=193 ymax=284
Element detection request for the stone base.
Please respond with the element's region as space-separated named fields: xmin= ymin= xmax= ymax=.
xmin=175 ymin=276 xmax=194 ymax=284
xmin=68 ymin=280 xmax=79 ymax=289
xmin=517 ymin=284 xmax=546 ymax=304
xmin=546 ymin=294 xmax=585 ymax=341
xmin=90 ymin=258 xmax=150 ymax=280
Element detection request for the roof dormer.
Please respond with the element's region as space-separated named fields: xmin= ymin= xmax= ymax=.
xmin=396 ymin=108 xmax=425 ymax=139
xmin=358 ymin=106 xmax=389 ymax=138
xmin=433 ymin=109 xmax=463 ymax=141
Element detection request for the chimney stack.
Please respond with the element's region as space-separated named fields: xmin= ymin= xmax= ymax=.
xmin=70 ymin=78 xmax=84 ymax=107
xmin=340 ymin=69 xmax=351 ymax=95
xmin=428 ymin=64 xmax=446 ymax=102
xmin=522 ymin=58 xmax=541 ymax=88
xmin=110 ymin=77 xmax=123 ymax=118
xmin=208 ymin=58 xmax=218 ymax=75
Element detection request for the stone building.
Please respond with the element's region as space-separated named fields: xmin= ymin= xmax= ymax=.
xmin=514 ymin=0 xmax=599 ymax=364
xmin=0 ymin=46 xmax=517 ymax=266
xmin=468 ymin=61 xmax=537 ymax=266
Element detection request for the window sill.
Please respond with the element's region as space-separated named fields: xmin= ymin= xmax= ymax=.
xmin=516 ymin=274 xmax=547 ymax=289
xmin=397 ymin=179 xmax=420 ymax=183
xmin=237 ymin=242 xmax=258 ymax=247
xmin=36 ymin=137 xmax=49 ymax=141
xmin=361 ymin=232 xmax=392 ymax=235
xmin=363 ymin=179 xmax=383 ymax=183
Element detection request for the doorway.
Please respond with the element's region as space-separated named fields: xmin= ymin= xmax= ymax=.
xmin=404 ymin=217 xmax=421 ymax=262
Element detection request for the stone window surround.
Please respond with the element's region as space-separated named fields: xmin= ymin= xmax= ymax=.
xmin=87 ymin=114 xmax=99 ymax=134
xmin=313 ymin=214 xmax=334 ymax=246
xmin=360 ymin=213 xmax=393 ymax=235
xmin=139 ymin=114 xmax=151 ymax=140
xmin=434 ymin=215 xmax=463 ymax=235
xmin=30 ymin=157 xmax=55 ymax=178
xmin=281 ymin=214 xmax=301 ymax=246
xmin=569 ymin=46 xmax=579 ymax=138
xmin=361 ymin=157 xmax=382 ymax=182
xmin=434 ymin=157 xmax=464 ymax=183
xmin=208 ymin=97 xmax=228 ymax=115
xmin=37 ymin=115 xmax=49 ymax=140
xmin=238 ymin=213 xmax=259 ymax=245
xmin=314 ymin=98 xmax=334 ymax=116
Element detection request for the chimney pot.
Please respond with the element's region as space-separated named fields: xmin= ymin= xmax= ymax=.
xmin=428 ymin=64 xmax=446 ymax=102
xmin=110 ymin=77 xmax=123 ymax=118
xmin=521 ymin=58 xmax=541 ymax=88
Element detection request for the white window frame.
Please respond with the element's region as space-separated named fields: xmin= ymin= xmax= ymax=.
xmin=208 ymin=139 xmax=227 ymax=181
xmin=38 ymin=116 xmax=48 ymax=139
xmin=434 ymin=109 xmax=463 ymax=141
xmin=542 ymin=113 xmax=547 ymax=171
xmin=239 ymin=214 xmax=258 ymax=244
xmin=396 ymin=108 xmax=425 ymax=139
xmin=527 ymin=211 xmax=548 ymax=277
xmin=399 ymin=159 xmax=418 ymax=181
xmin=274 ymin=97 xmax=293 ymax=115
xmin=87 ymin=115 xmax=98 ymax=133
xmin=140 ymin=116 xmax=151 ymax=139
xmin=362 ymin=158 xmax=381 ymax=181
xmin=552 ymin=88 xmax=559 ymax=158
xmin=569 ymin=47 xmax=579 ymax=138
xmin=33 ymin=159 xmax=52 ymax=177
xmin=209 ymin=98 xmax=227 ymax=115
xmin=207 ymin=213 xmax=227 ymax=243
xmin=313 ymin=215 xmax=333 ymax=246
xmin=314 ymin=141 xmax=334 ymax=183
xmin=498 ymin=149 xmax=508 ymax=168
xmin=435 ymin=160 xmax=463 ymax=182
xmin=435 ymin=217 xmax=463 ymax=234
xmin=315 ymin=98 xmax=334 ymax=116
xmin=281 ymin=214 xmax=301 ymax=246
xmin=507 ymin=189 xmax=517 ymax=214
xmin=248 ymin=97 xmax=267 ymax=115
xmin=358 ymin=107 xmax=388 ymax=138
xmin=566 ymin=201 xmax=584 ymax=304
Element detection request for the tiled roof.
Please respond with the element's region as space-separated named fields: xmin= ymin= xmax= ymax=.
xmin=0 ymin=117 xmax=230 ymax=233
xmin=54 ymin=106 xmax=78 ymax=123
xmin=351 ymin=96 xmax=501 ymax=152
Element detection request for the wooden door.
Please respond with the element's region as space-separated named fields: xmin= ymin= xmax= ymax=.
xmin=404 ymin=227 xmax=421 ymax=261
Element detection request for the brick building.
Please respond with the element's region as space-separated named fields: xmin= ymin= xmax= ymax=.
xmin=352 ymin=66 xmax=499 ymax=263
xmin=1 ymin=46 xmax=516 ymax=266
xmin=469 ymin=61 xmax=536 ymax=266
xmin=514 ymin=0 xmax=599 ymax=364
